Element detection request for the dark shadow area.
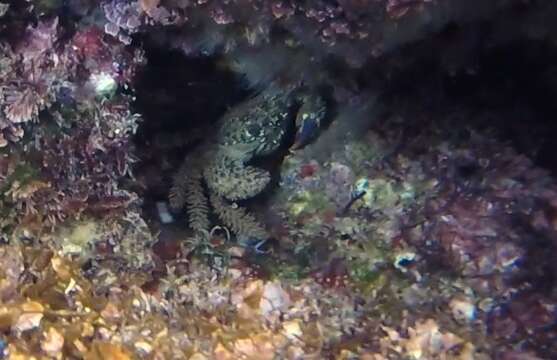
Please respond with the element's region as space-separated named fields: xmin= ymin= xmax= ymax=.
xmin=368 ymin=20 xmax=557 ymax=175
xmin=132 ymin=46 xmax=247 ymax=203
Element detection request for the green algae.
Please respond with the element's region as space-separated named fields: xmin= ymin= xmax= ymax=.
xmin=287 ymin=190 xmax=334 ymax=218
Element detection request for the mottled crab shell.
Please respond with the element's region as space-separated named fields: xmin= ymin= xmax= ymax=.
xmin=216 ymin=86 xmax=297 ymax=159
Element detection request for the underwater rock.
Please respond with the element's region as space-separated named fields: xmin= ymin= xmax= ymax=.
xmin=406 ymin=134 xmax=555 ymax=298
xmin=89 ymin=72 xmax=118 ymax=98
xmin=449 ymin=297 xmax=476 ymax=323
xmin=52 ymin=211 xmax=155 ymax=270
xmin=260 ymin=281 xmax=291 ymax=320
xmin=273 ymin=125 xmax=430 ymax=284
xmin=0 ymin=1 xmax=556 ymax=358
xmin=0 ymin=245 xmax=24 ymax=302
xmin=40 ymin=327 xmax=65 ymax=357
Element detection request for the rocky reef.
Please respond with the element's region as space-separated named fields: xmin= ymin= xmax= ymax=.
xmin=0 ymin=0 xmax=557 ymax=359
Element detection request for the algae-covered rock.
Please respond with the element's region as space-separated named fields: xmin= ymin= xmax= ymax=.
xmin=53 ymin=212 xmax=155 ymax=270
xmin=56 ymin=220 xmax=99 ymax=257
xmin=89 ymin=72 xmax=118 ymax=98
xmin=353 ymin=178 xmax=397 ymax=210
xmin=287 ymin=190 xmax=335 ymax=218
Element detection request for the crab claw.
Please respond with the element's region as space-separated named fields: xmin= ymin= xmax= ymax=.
xmin=291 ymin=113 xmax=320 ymax=150
xmin=291 ymin=97 xmax=326 ymax=150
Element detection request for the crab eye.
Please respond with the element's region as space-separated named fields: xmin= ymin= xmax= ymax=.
xmin=246 ymin=123 xmax=260 ymax=137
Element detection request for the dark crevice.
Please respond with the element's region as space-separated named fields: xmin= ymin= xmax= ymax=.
xmin=132 ymin=46 xmax=248 ymax=202
xmin=373 ymin=22 xmax=557 ymax=174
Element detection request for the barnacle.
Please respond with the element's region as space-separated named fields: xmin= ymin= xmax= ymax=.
xmin=170 ymin=83 xmax=326 ymax=243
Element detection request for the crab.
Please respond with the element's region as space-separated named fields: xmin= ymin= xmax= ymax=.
xmin=169 ymin=82 xmax=326 ymax=245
